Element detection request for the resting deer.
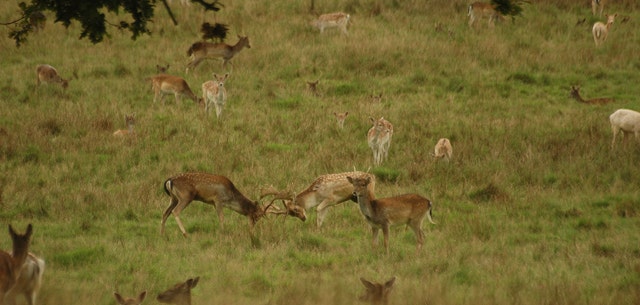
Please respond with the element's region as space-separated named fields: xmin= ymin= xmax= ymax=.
xmin=28 ymin=11 xmax=46 ymax=33
xmin=593 ymin=14 xmax=617 ymax=47
xmin=149 ymin=74 xmax=201 ymax=105
xmin=36 ymin=64 xmax=69 ymax=91
xmin=468 ymin=2 xmax=503 ymax=28
xmin=161 ymin=173 xmax=275 ymax=237
xmin=311 ymin=12 xmax=351 ymax=35
xmin=114 ymin=291 xmax=147 ymax=305
xmin=157 ymin=277 xmax=199 ymax=305
xmin=156 ymin=64 xmax=170 ymax=74
xmin=569 ymin=86 xmax=614 ymax=105
xmin=333 ymin=112 xmax=349 ymax=129
xmin=307 ymin=80 xmax=320 ymax=97
xmin=368 ymin=117 xmax=394 ymax=166
xmin=0 ymin=224 xmax=33 ymax=302
xmin=432 ymin=138 xmax=452 ymax=162
xmin=5 ymin=253 xmax=44 ymax=305
xmin=360 ymin=277 xmax=396 ymax=305
xmin=592 ymin=0 xmax=606 ymax=17
xmin=347 ymin=176 xmax=435 ymax=254
xmin=370 ymin=93 xmax=383 ymax=103
xmin=186 ymin=35 xmax=251 ymax=72
xmin=609 ymin=109 xmax=640 ymax=150
xmin=113 ymin=114 xmax=136 ymax=137
xmin=202 ymin=73 xmax=229 ymax=118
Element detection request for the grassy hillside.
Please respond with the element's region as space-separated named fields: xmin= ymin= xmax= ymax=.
xmin=1 ymin=0 xmax=640 ymax=304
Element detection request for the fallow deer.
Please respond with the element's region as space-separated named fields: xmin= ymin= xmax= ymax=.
xmin=359 ymin=277 xmax=396 ymax=305
xmin=432 ymin=138 xmax=453 ymax=162
xmin=157 ymin=277 xmax=199 ymax=305
xmin=202 ymin=73 xmax=229 ymax=118
xmin=114 ymin=291 xmax=147 ymax=305
xmin=592 ymin=0 xmax=606 ymax=17
xmin=161 ymin=173 xmax=274 ymax=237
xmin=0 ymin=224 xmax=33 ymax=302
xmin=333 ymin=112 xmax=349 ymax=129
xmin=609 ymin=109 xmax=640 ymax=150
xmin=370 ymin=93 xmax=383 ymax=103
xmin=311 ymin=12 xmax=351 ymax=35
xmin=307 ymin=80 xmax=320 ymax=97
xmin=593 ymin=14 xmax=617 ymax=47
xmin=113 ymin=114 xmax=136 ymax=137
xmin=149 ymin=74 xmax=201 ymax=105
xmin=28 ymin=11 xmax=46 ymax=33
xmin=36 ymin=64 xmax=69 ymax=91
xmin=5 ymin=252 xmax=44 ymax=305
xmin=368 ymin=117 xmax=393 ymax=166
xmin=347 ymin=176 xmax=435 ymax=254
xmin=186 ymin=35 xmax=251 ymax=72
xmin=569 ymin=86 xmax=614 ymax=105
xmin=468 ymin=2 xmax=503 ymax=28
xmin=156 ymin=64 xmax=170 ymax=74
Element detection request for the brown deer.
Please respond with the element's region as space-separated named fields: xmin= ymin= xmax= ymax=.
xmin=311 ymin=12 xmax=351 ymax=35
xmin=202 ymin=73 xmax=229 ymax=118
xmin=114 ymin=291 xmax=147 ymax=305
xmin=149 ymin=74 xmax=201 ymax=105
xmin=347 ymin=176 xmax=435 ymax=254
xmin=186 ymin=35 xmax=251 ymax=72
xmin=569 ymin=86 xmax=614 ymax=105
xmin=432 ymin=138 xmax=453 ymax=162
xmin=468 ymin=2 xmax=503 ymax=28
xmin=5 ymin=253 xmax=44 ymax=305
xmin=333 ymin=112 xmax=349 ymax=129
xmin=28 ymin=11 xmax=46 ymax=33
xmin=370 ymin=93 xmax=383 ymax=103
xmin=0 ymin=224 xmax=33 ymax=302
xmin=307 ymin=80 xmax=320 ymax=97
xmin=593 ymin=14 xmax=617 ymax=47
xmin=161 ymin=173 xmax=274 ymax=237
xmin=113 ymin=114 xmax=136 ymax=137
xmin=36 ymin=64 xmax=69 ymax=90
xmin=157 ymin=277 xmax=199 ymax=305
xmin=359 ymin=277 xmax=396 ymax=305
xmin=368 ymin=117 xmax=393 ymax=166
xmin=156 ymin=64 xmax=170 ymax=74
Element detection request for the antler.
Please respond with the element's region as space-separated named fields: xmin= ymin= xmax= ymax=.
xmin=259 ymin=185 xmax=295 ymax=215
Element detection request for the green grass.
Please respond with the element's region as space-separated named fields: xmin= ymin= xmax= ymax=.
xmin=1 ymin=0 xmax=640 ymax=304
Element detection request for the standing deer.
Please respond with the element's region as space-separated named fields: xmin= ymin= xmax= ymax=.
xmin=592 ymin=0 xmax=606 ymax=17
xmin=113 ymin=114 xmax=136 ymax=137
xmin=359 ymin=277 xmax=396 ymax=305
xmin=368 ymin=117 xmax=394 ymax=166
xmin=161 ymin=173 xmax=274 ymax=237
xmin=609 ymin=109 xmax=640 ymax=150
xmin=432 ymin=138 xmax=453 ymax=162
xmin=0 ymin=224 xmax=33 ymax=303
xmin=114 ymin=291 xmax=147 ymax=305
xmin=593 ymin=14 xmax=617 ymax=47
xmin=35 ymin=64 xmax=69 ymax=91
xmin=311 ymin=12 xmax=351 ymax=35
xmin=202 ymin=73 xmax=229 ymax=118
xmin=569 ymin=86 xmax=614 ymax=105
xmin=186 ymin=35 xmax=251 ymax=72
xmin=333 ymin=112 xmax=349 ymax=129
xmin=468 ymin=2 xmax=503 ymax=28
xmin=5 ymin=253 xmax=44 ymax=305
xmin=347 ymin=176 xmax=435 ymax=254
xmin=149 ymin=74 xmax=201 ymax=105
xmin=157 ymin=277 xmax=199 ymax=305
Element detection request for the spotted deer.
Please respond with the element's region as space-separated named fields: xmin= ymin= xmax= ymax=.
xmin=432 ymin=138 xmax=453 ymax=162
xmin=312 ymin=12 xmax=351 ymax=35
xmin=468 ymin=2 xmax=503 ymax=28
xmin=0 ymin=224 xmax=33 ymax=302
xmin=359 ymin=277 xmax=396 ymax=305
xmin=202 ymin=73 xmax=229 ymax=118
xmin=149 ymin=74 xmax=201 ymax=105
xmin=5 ymin=252 xmax=44 ymax=305
xmin=113 ymin=114 xmax=136 ymax=137
xmin=36 ymin=64 xmax=69 ymax=91
xmin=569 ymin=86 xmax=614 ymax=105
xmin=367 ymin=117 xmax=393 ymax=166
xmin=157 ymin=277 xmax=199 ymax=305
xmin=593 ymin=14 xmax=617 ymax=47
xmin=186 ymin=35 xmax=251 ymax=72
xmin=114 ymin=291 xmax=147 ymax=305
xmin=333 ymin=112 xmax=349 ymax=129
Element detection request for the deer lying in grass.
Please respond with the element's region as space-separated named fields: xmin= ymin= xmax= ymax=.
xmin=161 ymin=173 xmax=275 ymax=237
xmin=114 ymin=291 xmax=147 ymax=305
xmin=36 ymin=64 xmax=69 ymax=90
xmin=149 ymin=74 xmax=201 ymax=105
xmin=593 ymin=14 xmax=617 ymax=47
xmin=28 ymin=11 xmax=46 ymax=33
xmin=186 ymin=35 xmax=251 ymax=72
xmin=333 ymin=112 xmax=349 ymax=129
xmin=157 ymin=277 xmax=199 ymax=305
xmin=307 ymin=80 xmax=320 ymax=96
xmin=360 ymin=277 xmax=396 ymax=305
xmin=156 ymin=64 xmax=170 ymax=74
xmin=368 ymin=117 xmax=394 ymax=166
xmin=370 ymin=93 xmax=383 ymax=103
xmin=609 ymin=109 xmax=640 ymax=150
xmin=113 ymin=114 xmax=136 ymax=137
xmin=202 ymin=73 xmax=229 ymax=118
xmin=347 ymin=176 xmax=435 ymax=254
xmin=5 ymin=252 xmax=44 ymax=305
xmin=468 ymin=2 xmax=503 ymax=28
xmin=592 ymin=0 xmax=606 ymax=17
xmin=311 ymin=12 xmax=351 ymax=35
xmin=432 ymin=138 xmax=452 ymax=162
xmin=0 ymin=224 xmax=33 ymax=302
xmin=569 ymin=86 xmax=614 ymax=105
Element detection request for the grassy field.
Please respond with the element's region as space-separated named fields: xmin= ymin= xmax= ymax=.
xmin=1 ymin=0 xmax=640 ymax=304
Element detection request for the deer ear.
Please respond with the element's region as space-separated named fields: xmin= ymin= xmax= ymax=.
xmin=360 ymin=278 xmax=375 ymax=289
xmin=385 ymin=277 xmax=397 ymax=288
xmin=138 ymin=291 xmax=147 ymax=302
xmin=114 ymin=292 xmax=125 ymax=304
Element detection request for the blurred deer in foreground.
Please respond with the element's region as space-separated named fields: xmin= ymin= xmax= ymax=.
xmin=5 ymin=252 xmax=45 ymax=305
xmin=333 ymin=112 xmax=349 ymax=129
xmin=359 ymin=277 xmax=396 ymax=305
xmin=114 ymin=291 xmax=147 ymax=305
xmin=0 ymin=224 xmax=33 ymax=303
xmin=186 ymin=35 xmax=251 ymax=72
xmin=36 ymin=64 xmax=69 ymax=91
xmin=593 ymin=14 xmax=617 ymax=47
xmin=311 ymin=12 xmax=351 ymax=35
xmin=157 ymin=277 xmax=199 ymax=305
xmin=432 ymin=138 xmax=452 ymax=162
xmin=202 ymin=73 xmax=229 ymax=118
xmin=367 ymin=117 xmax=393 ymax=166
xmin=113 ymin=114 xmax=136 ymax=137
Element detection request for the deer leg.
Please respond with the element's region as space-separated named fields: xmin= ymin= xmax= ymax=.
xmin=161 ymin=197 xmax=179 ymax=235
xmin=371 ymin=227 xmax=380 ymax=248
xmin=409 ymin=221 xmax=425 ymax=252
xmin=611 ymin=126 xmax=620 ymax=149
xmin=382 ymin=224 xmax=390 ymax=254
xmin=215 ymin=203 xmax=225 ymax=229
xmin=169 ymin=196 xmax=194 ymax=237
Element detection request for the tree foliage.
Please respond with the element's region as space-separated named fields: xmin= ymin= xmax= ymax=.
xmin=492 ymin=0 xmax=529 ymax=20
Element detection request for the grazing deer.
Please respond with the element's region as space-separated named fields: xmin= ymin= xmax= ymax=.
xmin=114 ymin=291 xmax=147 ymax=305
xmin=468 ymin=2 xmax=503 ymax=28
xmin=0 ymin=224 xmax=33 ymax=302
xmin=592 ymin=0 xmax=606 ymax=17
xmin=359 ymin=277 xmax=396 ymax=305
xmin=202 ymin=73 xmax=229 ymax=118
xmin=161 ymin=173 xmax=274 ymax=237
xmin=186 ymin=35 xmax=251 ymax=72
xmin=35 ymin=64 xmax=69 ymax=90
xmin=432 ymin=138 xmax=453 ymax=162
xmin=28 ymin=11 xmax=46 ymax=33
xmin=593 ymin=14 xmax=617 ymax=47
xmin=307 ymin=80 xmax=320 ymax=97
xmin=311 ymin=12 xmax=351 ymax=35
xmin=347 ymin=176 xmax=435 ymax=254
xmin=333 ymin=112 xmax=349 ymax=129
xmin=368 ymin=117 xmax=394 ymax=166
xmin=113 ymin=114 xmax=136 ymax=137
xmin=609 ymin=109 xmax=640 ymax=150
xmin=569 ymin=86 xmax=614 ymax=105
xmin=156 ymin=64 xmax=170 ymax=74
xmin=157 ymin=277 xmax=199 ymax=305
xmin=149 ymin=74 xmax=201 ymax=105
xmin=5 ymin=253 xmax=45 ymax=305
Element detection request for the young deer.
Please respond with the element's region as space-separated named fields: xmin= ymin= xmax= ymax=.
xmin=347 ymin=176 xmax=435 ymax=254
xmin=592 ymin=0 xmax=606 ymax=17
xmin=186 ymin=35 xmax=251 ymax=72
xmin=468 ymin=2 xmax=503 ymax=28
xmin=113 ymin=114 xmax=136 ymax=137
xmin=157 ymin=277 xmax=199 ymax=305
xmin=36 ymin=64 xmax=69 ymax=90
xmin=161 ymin=173 xmax=273 ymax=237
xmin=5 ymin=253 xmax=45 ymax=305
xmin=609 ymin=109 xmax=640 ymax=150
xmin=593 ymin=14 xmax=617 ymax=47
xmin=359 ymin=277 xmax=396 ymax=305
xmin=333 ymin=112 xmax=349 ymax=129
xmin=432 ymin=138 xmax=453 ymax=162
xmin=368 ymin=117 xmax=394 ymax=166
xmin=149 ymin=74 xmax=201 ymax=105
xmin=569 ymin=86 xmax=614 ymax=105
xmin=0 ymin=224 xmax=33 ymax=302
xmin=202 ymin=73 xmax=229 ymax=118
xmin=311 ymin=12 xmax=351 ymax=35
xmin=114 ymin=291 xmax=147 ymax=305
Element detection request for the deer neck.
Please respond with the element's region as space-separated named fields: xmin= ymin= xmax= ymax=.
xmin=354 ymin=190 xmax=375 ymax=220
xmin=572 ymin=92 xmax=587 ymax=103
xmin=231 ymin=40 xmax=248 ymax=54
